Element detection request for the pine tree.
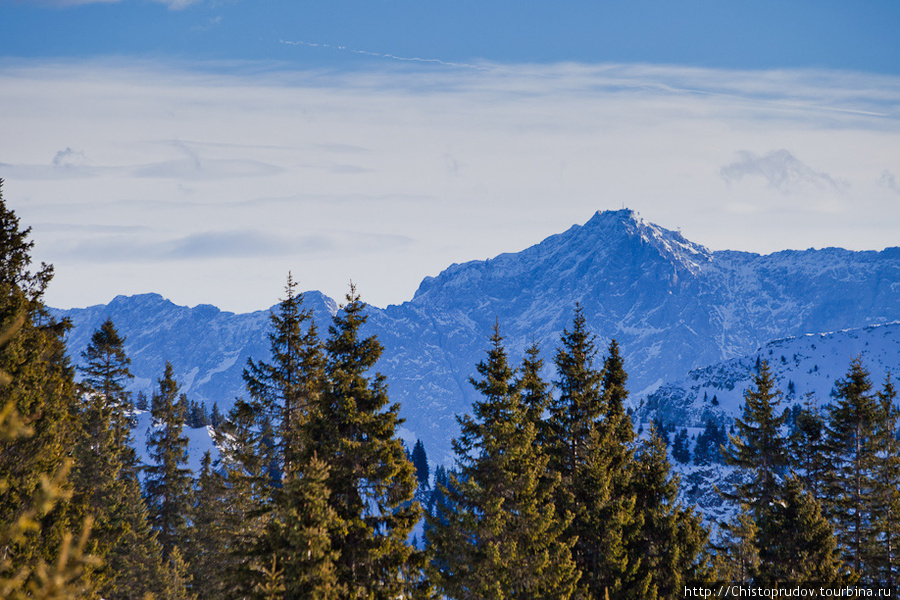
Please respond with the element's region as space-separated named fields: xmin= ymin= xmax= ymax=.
xmin=270 ymin=454 xmax=346 ymax=599
xmin=186 ymin=451 xmax=226 ymax=600
xmin=789 ymin=392 xmax=828 ymax=501
xmin=244 ymin=273 xmax=324 ymax=475
xmin=867 ymin=373 xmax=900 ymax=586
xmin=755 ymin=476 xmax=845 ymax=584
xmin=0 ymin=179 xmax=90 ymax=588
xmin=723 ymin=360 xmax=789 ymax=516
xmin=209 ymin=401 xmax=224 ymax=429
xmin=144 ymin=362 xmax=193 ymax=561
xmin=825 ymin=357 xmax=880 ymax=579
xmin=70 ymin=318 xmax=151 ymax=597
xmin=101 ymin=473 xmax=168 ymax=600
xmin=520 ymin=341 xmax=552 ymax=449
xmin=411 ymin=439 xmax=430 ymax=496
xmin=712 ymin=506 xmax=759 ymax=583
xmin=672 ymin=428 xmax=691 ymax=464
xmin=628 ymin=426 xmax=709 ymax=598
xmin=303 ymin=285 xmax=421 ymax=599
xmin=215 ymin=400 xmax=273 ymax=598
xmin=426 ymin=326 xmax=578 ymax=600
xmin=546 ymin=308 xmax=634 ymax=598
xmin=77 ymin=318 xmax=136 ymax=469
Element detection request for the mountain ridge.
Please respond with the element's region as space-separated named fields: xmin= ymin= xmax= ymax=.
xmin=51 ymin=209 xmax=900 ymax=463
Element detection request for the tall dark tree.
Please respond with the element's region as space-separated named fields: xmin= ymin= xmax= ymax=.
xmin=723 ymin=360 xmax=789 ymax=516
xmin=411 ymin=439 xmax=430 ymax=492
xmin=71 ymin=319 xmax=150 ymax=597
xmin=144 ymin=362 xmax=193 ymax=561
xmin=269 ymin=454 xmax=346 ymax=599
xmin=303 ymin=285 xmax=422 ymax=599
xmin=427 ymin=327 xmax=578 ymax=600
xmin=214 ymin=400 xmax=273 ymax=598
xmin=519 ymin=341 xmax=552 ymax=448
xmin=672 ymin=428 xmax=691 ymax=464
xmin=0 ymin=179 xmax=87 ymax=579
xmin=870 ymin=373 xmax=900 ymax=586
xmin=78 ymin=318 xmax=135 ymax=465
xmin=789 ymin=392 xmax=828 ymax=501
xmin=628 ymin=426 xmax=709 ymax=598
xmin=755 ymin=477 xmax=845 ymax=585
xmin=244 ymin=273 xmax=324 ymax=475
xmin=547 ymin=308 xmax=635 ymax=598
xmin=825 ymin=357 xmax=881 ymax=579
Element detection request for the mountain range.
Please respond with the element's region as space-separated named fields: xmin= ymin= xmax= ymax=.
xmin=51 ymin=209 xmax=900 ymax=464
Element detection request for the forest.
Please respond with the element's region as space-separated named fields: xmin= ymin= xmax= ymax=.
xmin=1 ymin=180 xmax=899 ymax=599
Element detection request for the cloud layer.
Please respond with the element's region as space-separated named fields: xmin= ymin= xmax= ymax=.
xmin=1 ymin=59 xmax=898 ymax=312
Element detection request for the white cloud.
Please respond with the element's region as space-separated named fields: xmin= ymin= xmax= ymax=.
xmin=1 ymin=59 xmax=898 ymax=312
xmin=720 ymin=149 xmax=847 ymax=195
xmin=878 ymin=170 xmax=900 ymax=196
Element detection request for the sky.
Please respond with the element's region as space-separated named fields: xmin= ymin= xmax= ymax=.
xmin=1 ymin=0 xmax=899 ymax=313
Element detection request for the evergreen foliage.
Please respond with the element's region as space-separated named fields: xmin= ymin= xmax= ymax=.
xmin=547 ymin=308 xmax=635 ymax=598
xmin=427 ymin=328 xmax=578 ymax=599
xmin=268 ymin=453 xmax=346 ymax=599
xmin=723 ymin=360 xmax=789 ymax=515
xmin=870 ymin=373 xmax=900 ymax=586
xmin=144 ymin=362 xmax=194 ymax=561
xmin=825 ymin=357 xmax=881 ymax=578
xmin=693 ymin=419 xmax=726 ymax=466
xmin=69 ymin=318 xmax=171 ymax=599
xmin=77 ymin=318 xmax=135 ymax=463
xmin=302 ymin=285 xmax=422 ymax=599
xmin=755 ymin=476 xmax=845 ymax=584
xmin=672 ymin=428 xmax=691 ymax=464
xmin=789 ymin=392 xmax=828 ymax=501
xmin=244 ymin=273 xmax=324 ymax=475
xmin=0 ymin=180 xmax=96 ymax=595
xmin=214 ymin=399 xmax=273 ymax=598
xmin=411 ymin=439 xmax=430 ymax=492
xmin=629 ymin=426 xmax=709 ymax=598
xmin=711 ymin=506 xmax=759 ymax=583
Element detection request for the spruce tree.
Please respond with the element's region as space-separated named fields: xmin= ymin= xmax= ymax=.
xmin=244 ymin=273 xmax=324 ymax=475
xmin=712 ymin=506 xmax=759 ymax=583
xmin=215 ymin=400 xmax=273 ymax=598
xmin=825 ymin=357 xmax=880 ymax=579
xmin=411 ymin=439 xmax=430 ymax=496
xmin=269 ymin=454 xmax=346 ymax=599
xmin=77 ymin=318 xmax=135 ymax=470
xmin=867 ymin=373 xmax=900 ymax=585
xmin=187 ymin=451 xmax=227 ymax=600
xmin=723 ymin=360 xmax=789 ymax=516
xmin=789 ymin=392 xmax=828 ymax=501
xmin=0 ymin=179 xmax=89 ymax=586
xmin=426 ymin=327 xmax=578 ymax=600
xmin=520 ymin=341 xmax=552 ymax=449
xmin=70 ymin=318 xmax=152 ymax=598
xmin=144 ymin=362 xmax=193 ymax=561
xmin=755 ymin=476 xmax=845 ymax=585
xmin=628 ymin=426 xmax=709 ymax=598
xmin=303 ymin=285 xmax=421 ymax=599
xmin=547 ymin=308 xmax=634 ymax=598
xmin=672 ymin=428 xmax=691 ymax=464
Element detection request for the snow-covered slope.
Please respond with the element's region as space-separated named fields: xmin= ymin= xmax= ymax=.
xmin=635 ymin=321 xmax=900 ymax=428
xmin=634 ymin=322 xmax=900 ymax=525
xmin=51 ymin=209 xmax=900 ymax=464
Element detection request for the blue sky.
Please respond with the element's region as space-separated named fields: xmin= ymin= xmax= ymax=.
xmin=4 ymin=1 xmax=899 ymax=73
xmin=1 ymin=0 xmax=899 ymax=312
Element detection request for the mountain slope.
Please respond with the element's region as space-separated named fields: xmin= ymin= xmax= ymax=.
xmin=51 ymin=209 xmax=900 ymax=463
xmin=633 ymin=321 xmax=900 ymax=524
